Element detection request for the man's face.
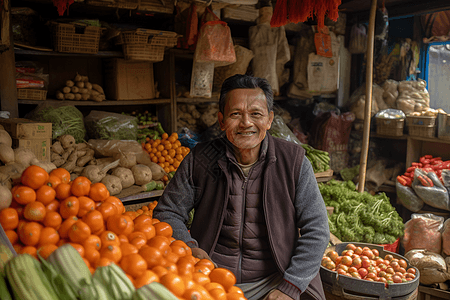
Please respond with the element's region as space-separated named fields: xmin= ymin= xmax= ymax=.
xmin=218 ymin=88 xmax=274 ymax=151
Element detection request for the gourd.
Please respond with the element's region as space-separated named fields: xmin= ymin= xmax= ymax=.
xmin=93 ymin=263 xmax=135 ymax=300
xmin=132 ymin=282 xmax=178 ymax=300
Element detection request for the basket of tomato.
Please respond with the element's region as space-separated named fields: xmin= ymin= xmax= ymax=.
xmin=320 ymin=242 xmax=419 ymax=299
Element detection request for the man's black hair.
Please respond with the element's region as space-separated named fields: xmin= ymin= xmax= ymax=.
xmin=219 ymin=74 xmax=274 ymax=114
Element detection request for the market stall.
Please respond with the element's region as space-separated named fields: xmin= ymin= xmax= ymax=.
xmin=2 ymin=0 xmax=450 ymax=299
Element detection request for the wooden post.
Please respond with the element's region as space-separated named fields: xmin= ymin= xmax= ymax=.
xmin=0 ymin=0 xmax=19 ymax=117
xmin=358 ymin=0 xmax=377 ymax=193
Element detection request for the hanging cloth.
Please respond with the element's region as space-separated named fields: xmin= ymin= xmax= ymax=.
xmin=52 ymin=0 xmax=74 ymax=16
xmin=271 ymin=0 xmax=341 ymax=29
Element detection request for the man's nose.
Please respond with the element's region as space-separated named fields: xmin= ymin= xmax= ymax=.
xmin=240 ymin=113 xmax=252 ymax=126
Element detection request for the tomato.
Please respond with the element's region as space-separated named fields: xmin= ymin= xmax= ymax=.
xmin=354 ymin=247 xmax=363 ymax=255
xmin=398 ymin=259 xmax=408 ymax=269
xmin=361 ymin=249 xmax=374 ymax=260
xmin=345 ymin=244 xmax=356 ymax=251
xmin=358 ymin=268 xmax=368 ymax=278
xmin=324 ymin=261 xmax=336 ymax=270
xmin=321 ymin=257 xmax=332 ymax=266
xmin=341 ymin=256 xmax=352 ymax=266
xmin=384 ymin=254 xmax=394 ymax=261
xmin=378 ymin=263 xmax=387 ymax=271
xmin=405 ymin=273 xmax=416 ymax=279
xmin=348 ymin=267 xmax=358 ymax=273
xmin=337 ymin=269 xmax=347 ymax=275
xmin=342 ymin=250 xmax=354 ymax=257
xmin=361 ymin=259 xmax=371 ymax=269
xmin=398 ymin=267 xmax=406 ymax=274
xmin=378 ymin=271 xmax=387 ymax=278
xmin=375 ymin=258 xmax=385 ymax=266
xmin=386 ymin=267 xmax=395 ymax=275
xmin=389 ymin=260 xmax=400 ymax=270
xmin=350 ymin=272 xmax=361 ymax=279
xmin=335 ymin=256 xmax=343 ymax=265
xmin=351 ymin=257 xmax=362 ymax=269
xmin=327 ymin=251 xmax=339 ymax=262
xmin=406 ymin=268 xmax=416 ymax=275
xmin=378 ymin=277 xmax=387 ymax=283
xmin=371 ymin=249 xmax=379 ymax=257
xmin=366 ymin=272 xmax=377 ymax=280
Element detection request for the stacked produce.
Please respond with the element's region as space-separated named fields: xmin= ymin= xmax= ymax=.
xmin=397 ymin=155 xmax=449 ymax=187
xmin=0 ymin=165 xmax=248 ymax=299
xmin=322 ymin=243 xmax=417 ymax=285
xmin=55 ymin=73 xmax=106 ymax=102
xmin=320 ymin=180 xmax=404 ymax=245
xmin=301 ymin=144 xmax=331 ymax=173
xmin=142 ymin=132 xmax=191 ymax=174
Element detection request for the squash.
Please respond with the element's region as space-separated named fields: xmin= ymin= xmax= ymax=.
xmin=93 ymin=263 xmax=135 ymax=300
xmin=132 ymin=282 xmax=178 ymax=300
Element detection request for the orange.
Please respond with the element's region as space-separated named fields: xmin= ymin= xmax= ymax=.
xmin=45 ymin=200 xmax=60 ymax=213
xmin=209 ymin=288 xmax=227 ymax=300
xmin=19 ymin=221 xmax=41 ymax=246
xmin=68 ymin=243 xmax=85 ymax=257
xmin=0 ymin=207 xmax=19 ymax=230
xmin=106 ymin=214 xmax=134 ymax=236
xmin=21 ymin=165 xmax=49 ymax=190
xmin=68 ymin=220 xmax=92 ymax=244
xmin=118 ymin=234 xmax=129 ymax=244
xmin=192 ymin=272 xmax=211 ymax=286
xmin=13 ymin=186 xmax=36 ymax=205
xmin=152 ymin=265 xmax=170 ymax=278
xmin=195 ymin=259 xmax=216 ymax=272
xmin=82 ymin=210 xmax=104 ymax=233
xmin=49 ymin=168 xmax=71 ymax=184
xmin=123 ymin=211 xmax=137 ymax=220
xmin=59 ymin=196 xmax=80 ymax=219
xmin=77 ymin=196 xmax=95 ymax=218
xmin=55 ymin=183 xmax=72 ymax=200
xmin=21 ymin=246 xmax=38 ymax=259
xmin=227 ymin=286 xmax=244 ymax=295
xmin=43 ymin=211 xmax=62 ymax=229
xmin=104 ymin=196 xmax=124 ymax=214
xmin=99 ymin=231 xmax=121 ymax=250
xmin=36 ymin=185 xmax=56 ymax=205
xmin=83 ymin=258 xmax=91 ymax=269
xmin=183 ymin=285 xmax=212 ymax=300
xmin=204 ymin=282 xmax=225 ymax=292
xmin=165 ymin=251 xmax=180 ymax=265
xmin=83 ymin=235 xmax=102 ymax=251
xmin=37 ymin=227 xmax=60 ymax=247
xmin=177 ymin=258 xmax=194 ymax=276
xmin=134 ymin=270 xmax=159 ymax=289
xmin=88 ymin=183 xmax=110 ymax=202
xmin=147 ymin=235 xmax=171 ymax=256
xmin=71 ymin=176 xmax=91 ymax=197
xmin=58 ymin=216 xmax=79 ymax=239
xmin=96 ymin=202 xmax=117 ymax=222
xmin=226 ymin=292 xmax=247 ymax=300
xmin=100 ymin=244 xmax=122 ymax=263
xmin=139 ymin=246 xmax=164 ymax=269
xmin=96 ymin=257 xmax=113 ymax=268
xmin=37 ymin=244 xmax=58 ymax=260
xmin=46 ymin=175 xmax=62 ymax=189
xmin=120 ymin=253 xmax=148 ymax=278
xmin=120 ymin=242 xmax=139 ymax=256
xmin=159 ymin=273 xmax=186 ymax=297
xmin=5 ymin=230 xmax=18 ymax=245
xmin=23 ymin=201 xmax=46 ymax=222
xmin=130 ymin=237 xmax=147 ymax=250
xmin=84 ymin=247 xmax=100 ymax=266
xmin=161 ymin=133 xmax=169 ymax=140
xmin=209 ymin=268 xmax=236 ymax=292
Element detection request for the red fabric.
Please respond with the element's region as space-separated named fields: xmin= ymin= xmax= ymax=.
xmin=52 ymin=0 xmax=74 ymax=17
xmin=271 ymin=0 xmax=341 ymax=29
xmin=0 ymin=0 xmax=3 ymax=13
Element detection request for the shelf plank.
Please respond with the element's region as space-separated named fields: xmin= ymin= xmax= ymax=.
xmin=176 ymin=95 xmax=294 ymax=103
xmin=15 ymin=48 xmax=124 ymax=58
xmin=18 ymin=98 xmax=171 ymax=106
xmin=408 ymin=135 xmax=450 ymax=145
xmin=371 ymin=133 xmax=408 ymax=140
xmin=120 ymin=190 xmax=164 ymax=203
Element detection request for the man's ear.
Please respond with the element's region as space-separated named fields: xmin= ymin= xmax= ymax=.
xmin=218 ymin=111 xmax=225 ymax=131
xmin=267 ymin=111 xmax=274 ymax=130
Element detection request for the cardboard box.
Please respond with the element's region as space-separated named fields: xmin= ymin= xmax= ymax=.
xmin=0 ymin=118 xmax=52 ymax=139
xmin=13 ymin=138 xmax=51 ymax=162
xmin=104 ymin=59 xmax=155 ymax=100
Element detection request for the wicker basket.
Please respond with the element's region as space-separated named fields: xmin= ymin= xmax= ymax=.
xmin=116 ymin=29 xmax=178 ymax=46
xmin=122 ymin=44 xmax=165 ymax=62
xmin=17 ymin=89 xmax=47 ymax=100
xmin=409 ymin=125 xmax=436 ymax=138
xmin=376 ymin=118 xmax=405 ymax=136
xmin=406 ymin=115 xmax=436 ymax=126
xmin=88 ymin=0 xmax=139 ymax=9
xmin=52 ymin=23 xmax=102 ymax=54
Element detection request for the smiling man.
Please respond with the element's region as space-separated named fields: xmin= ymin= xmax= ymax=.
xmin=153 ymin=74 xmax=330 ymax=300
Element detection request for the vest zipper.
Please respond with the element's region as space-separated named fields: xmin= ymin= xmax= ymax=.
xmin=238 ymin=172 xmax=250 ymax=283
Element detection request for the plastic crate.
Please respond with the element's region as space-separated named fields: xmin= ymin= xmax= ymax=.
xmin=406 ymin=115 xmax=436 ymax=126
xmin=376 ymin=118 xmax=404 ymax=136
xmin=122 ymin=44 xmax=165 ymax=62
xmin=409 ymin=124 xmax=436 ymax=138
xmin=17 ymin=89 xmax=47 ymax=100
xmin=52 ymin=23 xmax=101 ymax=54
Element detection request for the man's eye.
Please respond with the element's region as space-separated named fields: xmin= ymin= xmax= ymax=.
xmin=230 ymin=112 xmax=239 ymax=116
xmin=252 ymin=112 xmax=262 ymax=116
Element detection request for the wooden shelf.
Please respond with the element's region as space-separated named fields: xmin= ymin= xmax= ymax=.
xmin=120 ymin=190 xmax=164 ymax=203
xmin=408 ymin=135 xmax=450 ymax=145
xmin=176 ymin=95 xmax=293 ymax=104
xmin=18 ymin=98 xmax=171 ymax=106
xmin=371 ymin=133 xmax=408 ymax=140
xmin=14 ymin=48 xmax=124 ymax=58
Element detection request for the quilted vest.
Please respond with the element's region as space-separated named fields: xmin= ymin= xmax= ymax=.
xmin=190 ymin=134 xmax=304 ymax=280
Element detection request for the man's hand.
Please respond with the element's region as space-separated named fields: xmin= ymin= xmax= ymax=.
xmin=191 ymin=247 xmax=217 ymax=267
xmin=264 ymin=289 xmax=294 ymax=300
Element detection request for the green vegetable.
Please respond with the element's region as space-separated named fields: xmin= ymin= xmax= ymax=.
xmin=0 ymin=272 xmax=12 ymax=300
xmin=142 ymin=181 xmax=157 ymax=192
xmin=132 ymin=282 xmax=177 ymax=300
xmin=320 ymin=180 xmax=404 ymax=244
xmin=154 ymin=122 xmax=165 ymax=135
xmin=93 ymin=264 xmax=135 ymax=300
xmin=301 ymin=144 xmax=330 ymax=173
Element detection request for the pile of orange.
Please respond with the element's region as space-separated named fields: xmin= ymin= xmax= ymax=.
xmin=0 ymin=165 xmax=247 ymax=300
xmin=127 ymin=201 xmax=158 ymax=219
xmin=142 ymin=132 xmax=190 ymax=174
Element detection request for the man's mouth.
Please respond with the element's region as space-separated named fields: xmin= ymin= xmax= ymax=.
xmin=237 ymin=131 xmax=256 ymax=136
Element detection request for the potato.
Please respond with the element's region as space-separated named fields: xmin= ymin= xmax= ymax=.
xmin=56 ymin=90 xmax=65 ymax=100
xmin=111 ymin=167 xmax=135 ymax=189
xmin=0 ymin=129 xmax=12 ymax=147
xmin=0 ymin=143 xmax=14 ymax=164
xmin=62 ymin=86 xmax=71 ymax=94
xmin=81 ymin=93 xmax=90 ymax=101
xmin=66 ymin=80 xmax=75 ymax=87
xmin=85 ymin=82 xmax=92 ymax=90
xmin=74 ymin=93 xmax=82 ymax=101
xmin=64 ymin=93 xmax=75 ymax=100
xmin=71 ymin=86 xmax=79 ymax=93
xmin=76 ymin=81 xmax=85 ymax=88
xmin=74 ymin=73 xmax=82 ymax=82
xmin=101 ymin=175 xmax=122 ymax=195
xmin=91 ymin=84 xmax=104 ymax=95
xmin=131 ymin=164 xmax=152 ymax=185
xmin=79 ymin=88 xmax=88 ymax=94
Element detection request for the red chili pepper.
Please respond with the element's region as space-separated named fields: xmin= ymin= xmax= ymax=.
xmin=417 ymin=175 xmax=430 ymax=187
xmin=406 ymin=166 xmax=416 ymax=173
xmin=424 ymin=175 xmax=434 ymax=187
xmin=411 ymin=162 xmax=423 ymax=167
xmin=403 ymin=172 xmax=413 ymax=178
xmin=430 ymin=157 xmax=442 ymax=163
xmin=397 ymin=175 xmax=408 ymax=186
xmin=424 ymin=155 xmax=433 ymax=159
xmin=423 ymin=167 xmax=434 ymax=173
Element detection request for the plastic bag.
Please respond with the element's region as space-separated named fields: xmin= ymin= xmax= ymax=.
xmin=442 ymin=219 xmax=450 ymax=256
xmin=84 ymin=110 xmax=138 ymax=141
xmin=177 ymin=127 xmax=200 ymax=149
xmin=404 ymin=249 xmax=449 ymax=285
xmin=382 ymin=79 xmax=399 ymax=108
xmin=268 ymin=115 xmax=301 ymax=145
xmin=348 ymin=24 xmax=367 ymax=54
xmin=396 ymin=181 xmax=424 ymax=212
xmin=194 ymin=8 xmax=236 ymax=67
xmin=402 ymin=213 xmax=444 ymax=254
xmin=375 ymin=109 xmax=405 ymax=119
xmin=87 ymin=139 xmax=143 ymax=158
xmin=412 ymin=169 xmax=450 ymax=211
xmin=190 ymin=61 xmax=214 ymax=98
xmin=348 ymin=83 xmax=386 ymax=120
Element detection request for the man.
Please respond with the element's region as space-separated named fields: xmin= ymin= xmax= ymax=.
xmin=153 ymin=74 xmax=329 ymax=300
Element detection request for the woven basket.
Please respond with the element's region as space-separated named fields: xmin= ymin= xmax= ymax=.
xmin=52 ymin=23 xmax=101 ymax=54
xmin=409 ymin=125 xmax=436 ymax=138
xmin=122 ymin=44 xmax=165 ymax=62
xmin=406 ymin=115 xmax=436 ymax=126
xmin=138 ymin=0 xmax=175 ymax=14
xmin=17 ymin=89 xmax=47 ymax=100
xmin=376 ymin=118 xmax=404 ymax=136
xmin=116 ymin=29 xmax=178 ymax=47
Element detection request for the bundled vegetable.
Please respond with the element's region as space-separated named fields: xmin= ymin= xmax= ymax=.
xmin=301 ymin=144 xmax=330 ymax=173
xmin=320 ymin=180 xmax=404 ymax=244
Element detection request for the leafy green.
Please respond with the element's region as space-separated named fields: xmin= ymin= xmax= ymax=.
xmin=320 ymin=180 xmax=405 ymax=244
